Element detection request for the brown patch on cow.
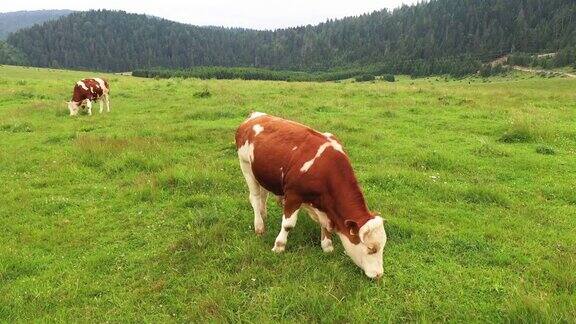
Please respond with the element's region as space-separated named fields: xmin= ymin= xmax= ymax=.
xmin=71 ymin=78 xmax=109 ymax=105
xmin=274 ymin=241 xmax=286 ymax=248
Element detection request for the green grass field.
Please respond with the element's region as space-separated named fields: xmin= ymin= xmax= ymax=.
xmin=1 ymin=65 xmax=575 ymax=322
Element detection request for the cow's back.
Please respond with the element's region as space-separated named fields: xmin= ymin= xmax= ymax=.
xmin=236 ymin=114 xmax=332 ymax=196
xmin=84 ymin=79 xmax=104 ymax=97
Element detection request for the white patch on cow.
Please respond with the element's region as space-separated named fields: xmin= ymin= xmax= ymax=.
xmin=329 ymin=138 xmax=343 ymax=153
xmin=337 ymin=216 xmax=386 ymax=279
xmin=292 ymin=146 xmax=298 ymax=151
xmin=238 ymin=140 xmax=255 ymax=163
xmin=89 ymin=86 xmax=94 ymax=93
xmin=300 ymin=136 xmax=343 ymax=173
xmin=76 ymin=81 xmax=88 ymax=91
xmin=93 ymin=78 xmax=108 ymax=92
xmin=253 ymin=124 xmax=264 ymax=136
xmin=247 ymin=111 xmax=267 ymax=120
xmin=323 ymin=132 xmax=333 ymax=138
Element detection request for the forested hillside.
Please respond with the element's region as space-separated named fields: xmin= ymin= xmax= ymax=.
xmin=0 ymin=41 xmax=27 ymax=65
xmin=0 ymin=10 xmax=73 ymax=39
xmin=5 ymin=0 xmax=576 ymax=73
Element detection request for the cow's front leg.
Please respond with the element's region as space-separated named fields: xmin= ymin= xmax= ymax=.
xmin=321 ymin=227 xmax=334 ymax=253
xmin=272 ymin=195 xmax=300 ymax=253
xmin=86 ymin=100 xmax=92 ymax=115
xmin=302 ymin=205 xmax=333 ymax=252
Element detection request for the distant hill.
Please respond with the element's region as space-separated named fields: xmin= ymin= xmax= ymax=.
xmin=0 ymin=10 xmax=73 ymax=39
xmin=4 ymin=1 xmax=576 ymax=75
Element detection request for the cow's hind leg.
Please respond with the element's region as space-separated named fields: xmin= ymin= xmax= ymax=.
xmin=272 ymin=194 xmax=300 ymax=253
xmin=99 ymin=98 xmax=104 ymax=113
xmin=239 ymin=158 xmax=267 ymax=235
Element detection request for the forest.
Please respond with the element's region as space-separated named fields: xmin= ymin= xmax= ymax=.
xmin=0 ymin=41 xmax=27 ymax=66
xmin=3 ymin=0 xmax=576 ymax=76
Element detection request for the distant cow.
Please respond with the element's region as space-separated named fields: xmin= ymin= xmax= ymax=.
xmin=67 ymin=78 xmax=110 ymax=116
xmin=235 ymin=112 xmax=387 ymax=279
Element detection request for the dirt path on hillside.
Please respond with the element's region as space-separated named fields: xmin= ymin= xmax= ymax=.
xmin=512 ymin=66 xmax=576 ymax=78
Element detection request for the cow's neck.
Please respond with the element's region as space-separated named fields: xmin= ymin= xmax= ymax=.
xmin=323 ymin=173 xmax=372 ymax=234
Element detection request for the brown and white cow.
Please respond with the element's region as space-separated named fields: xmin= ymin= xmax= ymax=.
xmin=67 ymin=78 xmax=110 ymax=116
xmin=235 ymin=112 xmax=387 ymax=279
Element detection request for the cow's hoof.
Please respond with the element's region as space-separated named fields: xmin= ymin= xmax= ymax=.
xmin=272 ymin=243 xmax=285 ymax=253
xmin=254 ymin=221 xmax=265 ymax=236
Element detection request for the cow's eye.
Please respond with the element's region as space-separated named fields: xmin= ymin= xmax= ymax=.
xmin=367 ymin=245 xmax=378 ymax=255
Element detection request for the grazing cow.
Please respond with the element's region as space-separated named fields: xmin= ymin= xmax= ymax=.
xmin=68 ymin=78 xmax=110 ymax=116
xmin=235 ymin=112 xmax=387 ymax=279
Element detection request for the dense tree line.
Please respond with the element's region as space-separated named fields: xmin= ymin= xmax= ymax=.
xmin=0 ymin=41 xmax=27 ymax=65
xmin=6 ymin=0 xmax=576 ymax=74
xmin=133 ymin=66 xmax=398 ymax=82
xmin=132 ymin=66 xmax=358 ymax=82
xmin=507 ymin=47 xmax=576 ymax=69
xmin=133 ymin=56 xmax=480 ymax=81
xmin=478 ymin=64 xmax=510 ymax=77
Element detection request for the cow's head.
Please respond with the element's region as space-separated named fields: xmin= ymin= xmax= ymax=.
xmin=339 ymin=216 xmax=387 ymax=279
xmin=67 ymin=101 xmax=79 ymax=116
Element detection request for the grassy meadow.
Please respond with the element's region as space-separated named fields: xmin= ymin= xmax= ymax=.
xmin=0 ymin=65 xmax=575 ymax=322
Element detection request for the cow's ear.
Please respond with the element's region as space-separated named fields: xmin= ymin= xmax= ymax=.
xmin=344 ymin=220 xmax=359 ymax=237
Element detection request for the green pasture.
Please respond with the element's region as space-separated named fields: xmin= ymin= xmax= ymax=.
xmin=0 ymin=65 xmax=574 ymax=322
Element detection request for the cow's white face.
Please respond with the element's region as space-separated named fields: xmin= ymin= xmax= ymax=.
xmin=339 ymin=216 xmax=386 ymax=279
xmin=67 ymin=101 xmax=79 ymax=116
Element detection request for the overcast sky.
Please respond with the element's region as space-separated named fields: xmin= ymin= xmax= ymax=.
xmin=2 ymin=0 xmax=421 ymax=30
